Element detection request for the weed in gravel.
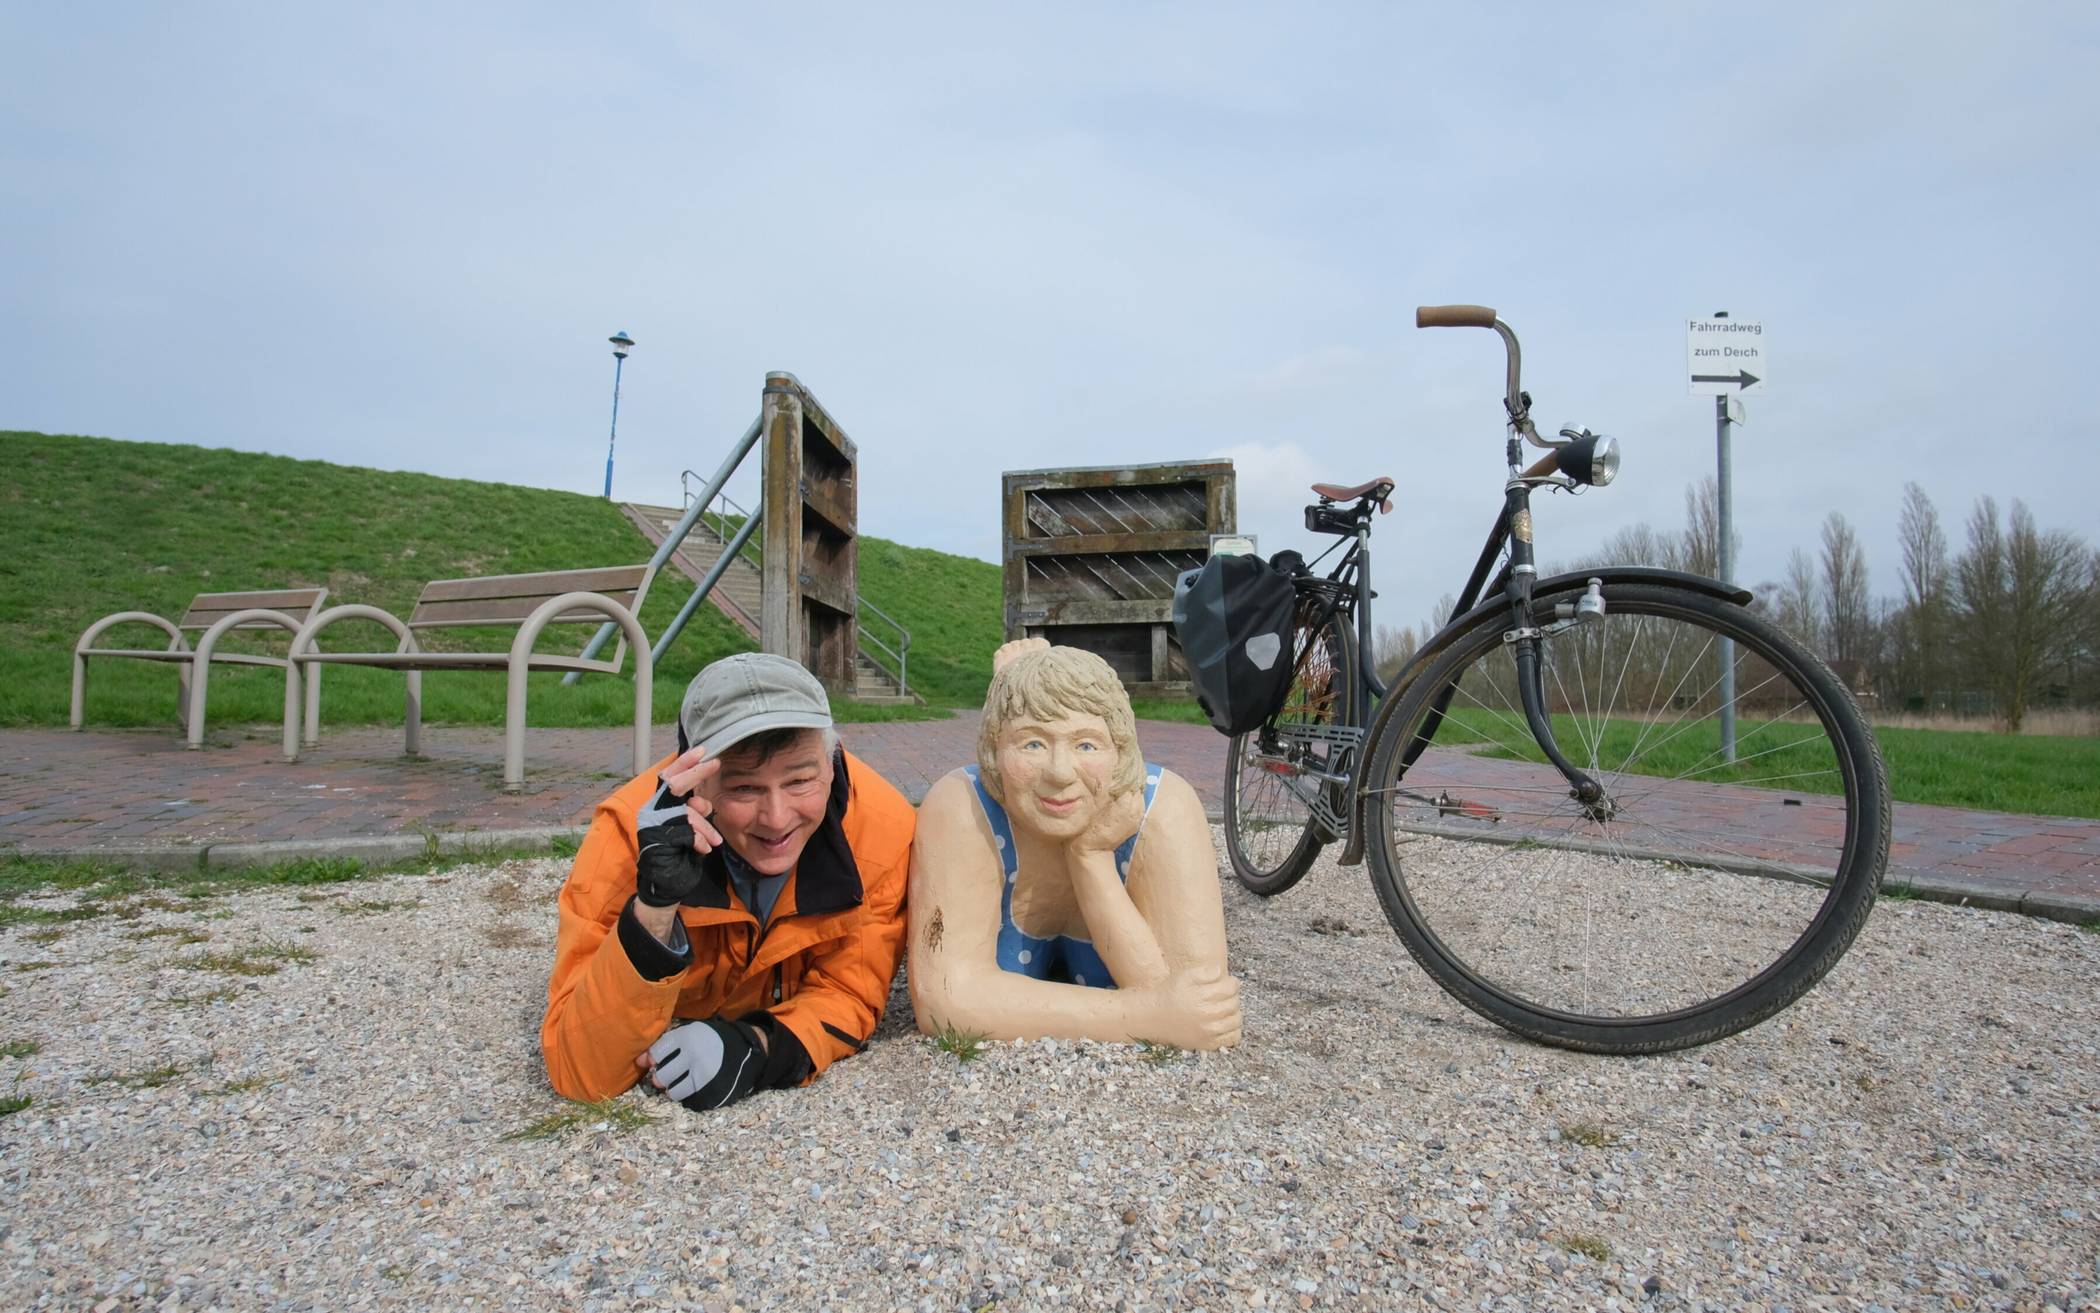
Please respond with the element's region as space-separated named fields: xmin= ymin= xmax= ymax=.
xmin=23 ymin=929 xmax=64 ymax=944
xmin=0 ymin=900 xmax=105 ymax=928
xmin=212 ymin=1075 xmax=275 ymax=1095
xmin=110 ymin=895 xmax=186 ymax=920
xmin=503 ymin=1097 xmax=657 ymax=1141
xmin=1559 ymin=1120 xmax=1617 ymax=1148
xmin=1137 ymin=1040 xmax=1186 ymax=1065
xmin=136 ymin=926 xmax=211 ymax=944
xmin=931 ymin=1023 xmax=988 ymax=1064
xmin=169 ymin=988 xmax=238 ymax=1007
xmin=548 ymin=833 xmax=581 ymax=858
xmin=482 ymin=922 xmax=534 ymax=948
xmin=0 ymin=1094 xmax=30 ymax=1117
xmin=87 ymin=1063 xmax=188 ymax=1090
xmin=12 ymin=960 xmax=59 ymax=973
xmin=334 ymin=898 xmax=422 ymax=916
xmin=178 ymin=945 xmax=318 ymax=977
xmin=1 ymin=1040 xmax=40 ymax=1059
xmin=1558 ymin=1232 xmax=1612 ymax=1262
xmin=484 ymin=877 xmax=532 ymax=908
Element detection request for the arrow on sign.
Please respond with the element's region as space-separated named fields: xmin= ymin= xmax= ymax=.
xmin=1691 ymin=370 xmax=1761 ymax=390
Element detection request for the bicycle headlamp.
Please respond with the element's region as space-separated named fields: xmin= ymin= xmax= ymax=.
xmin=1558 ymin=433 xmax=1619 ymax=487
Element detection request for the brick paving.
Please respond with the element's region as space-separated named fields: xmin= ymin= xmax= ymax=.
xmin=0 ymin=719 xmax=2093 ymax=920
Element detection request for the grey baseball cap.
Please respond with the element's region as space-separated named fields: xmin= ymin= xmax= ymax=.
xmin=679 ymin=653 xmax=833 ymax=757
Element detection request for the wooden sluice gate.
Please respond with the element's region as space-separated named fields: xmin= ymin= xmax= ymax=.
xmin=1000 ymin=460 xmax=1236 ymax=697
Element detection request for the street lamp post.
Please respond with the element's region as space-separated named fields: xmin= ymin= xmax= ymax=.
xmin=602 ymin=331 xmax=635 ymax=499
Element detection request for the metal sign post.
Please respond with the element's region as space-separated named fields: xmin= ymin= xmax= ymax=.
xmin=1688 ymin=312 xmax=1768 ymax=763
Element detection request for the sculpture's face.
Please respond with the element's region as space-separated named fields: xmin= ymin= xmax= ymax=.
xmin=995 ymin=711 xmax=1121 ymax=840
xmin=702 ymin=730 xmax=835 ymax=876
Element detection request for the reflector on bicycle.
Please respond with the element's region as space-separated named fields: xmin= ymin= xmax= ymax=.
xmin=1171 ymin=553 xmax=1299 ymax=736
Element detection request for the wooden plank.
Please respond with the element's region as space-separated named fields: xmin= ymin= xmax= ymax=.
xmin=1003 ymin=474 xmax=1030 ymax=640
xmin=1011 ymin=530 xmax=1214 ymax=557
xmin=801 ymin=478 xmax=855 ymax=537
xmin=417 ymin=566 xmax=647 ymax=604
xmin=1002 ymin=460 xmax=1234 ymax=490
xmin=797 ymin=569 xmax=853 ymax=616
xmin=761 ymin=375 xmax=802 ymax=660
xmin=299 ymin=651 xmax=619 ymax=673
xmin=183 ymin=588 xmax=327 ymax=614
xmin=1031 ymin=598 xmax=1174 ymax=625
xmin=180 ymin=611 xmax=307 ymax=633
xmin=408 ymin=592 xmax=637 ymax=627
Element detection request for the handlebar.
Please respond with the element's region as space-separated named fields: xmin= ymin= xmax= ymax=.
xmin=1415 ymin=304 xmax=1498 ymax=329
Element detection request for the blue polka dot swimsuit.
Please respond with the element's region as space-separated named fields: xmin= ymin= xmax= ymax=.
xmin=965 ymin=762 xmax=1162 ymax=990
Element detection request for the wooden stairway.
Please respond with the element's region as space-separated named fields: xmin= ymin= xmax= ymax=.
xmin=621 ymin=502 xmax=917 ymax=703
xmin=621 ymin=503 xmax=763 ymax=640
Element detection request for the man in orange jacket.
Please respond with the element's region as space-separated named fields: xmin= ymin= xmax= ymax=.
xmin=541 ymin=653 xmax=915 ymax=1109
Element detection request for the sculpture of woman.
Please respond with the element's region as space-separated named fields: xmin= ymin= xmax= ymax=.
xmin=908 ymin=639 xmax=1242 ymax=1049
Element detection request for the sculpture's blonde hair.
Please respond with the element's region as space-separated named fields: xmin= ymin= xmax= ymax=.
xmin=977 ymin=645 xmax=1143 ymax=803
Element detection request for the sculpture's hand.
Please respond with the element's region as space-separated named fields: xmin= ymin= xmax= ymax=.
xmin=992 ymin=636 xmax=1050 ymax=674
xmin=1126 ymin=964 xmax=1242 ymax=1051
xmin=1066 ymin=785 xmax=1144 ymax=858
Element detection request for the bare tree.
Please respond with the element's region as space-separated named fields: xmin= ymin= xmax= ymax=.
xmin=1895 ymin=482 xmax=1950 ymax=709
xmin=1679 ymin=476 xmax=1738 ymax=581
xmin=1820 ymin=512 xmax=1872 ymax=666
xmin=1955 ymin=497 xmax=2085 ymax=731
xmin=1774 ymin=547 xmax=1822 ymax=652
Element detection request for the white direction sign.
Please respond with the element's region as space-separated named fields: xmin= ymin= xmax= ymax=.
xmin=1686 ymin=317 xmax=1768 ymax=395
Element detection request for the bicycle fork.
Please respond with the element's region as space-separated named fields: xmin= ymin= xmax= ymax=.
xmin=1502 ymin=493 xmax=1613 ymax=820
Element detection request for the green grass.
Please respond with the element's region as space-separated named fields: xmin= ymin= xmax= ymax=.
xmin=178 ymin=945 xmax=316 ymax=977
xmin=1557 ymin=1232 xmax=1612 ymax=1262
xmin=2 ymin=430 xmax=1002 ymax=731
xmin=503 ymin=1097 xmax=657 ymax=1141
xmin=0 ymin=1040 xmax=39 ymax=1059
xmin=0 ymin=1094 xmax=30 ymax=1117
xmin=0 ymin=836 xmax=574 ymax=910
xmin=930 ymin=1023 xmax=988 ymax=1064
xmin=86 ymin=1063 xmax=189 ymax=1090
xmin=1136 ymin=1040 xmax=1187 ymax=1065
xmin=1430 ymin=707 xmax=2100 ymax=819
xmin=1558 ymin=1119 xmax=1616 ymax=1148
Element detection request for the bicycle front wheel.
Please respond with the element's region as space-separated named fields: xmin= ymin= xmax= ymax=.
xmin=1362 ymin=582 xmax=1889 ymax=1053
xmin=1223 ymin=601 xmax=1357 ymax=896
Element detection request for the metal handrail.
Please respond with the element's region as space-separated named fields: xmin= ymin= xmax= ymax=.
xmin=652 ymin=456 xmax=914 ymax=700
xmin=857 ymin=595 xmax=911 ymax=699
xmin=566 ymin=417 xmax=762 ymax=683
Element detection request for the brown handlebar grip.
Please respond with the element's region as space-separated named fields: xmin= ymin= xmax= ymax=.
xmin=1415 ymin=304 xmax=1498 ymax=329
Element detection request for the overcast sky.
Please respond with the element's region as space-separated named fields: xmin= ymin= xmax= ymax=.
xmin=4 ymin=3 xmax=2093 ymax=628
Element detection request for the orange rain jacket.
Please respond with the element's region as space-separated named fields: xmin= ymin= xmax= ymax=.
xmin=541 ymin=748 xmax=915 ymax=1102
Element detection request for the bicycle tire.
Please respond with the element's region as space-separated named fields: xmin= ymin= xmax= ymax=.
xmin=1361 ymin=582 xmax=1889 ymax=1053
xmin=1223 ymin=602 xmax=1358 ymax=896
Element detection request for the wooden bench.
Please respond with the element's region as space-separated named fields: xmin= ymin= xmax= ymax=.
xmin=283 ymin=566 xmax=656 ymax=792
xmin=72 ymin=588 xmax=331 ymax=747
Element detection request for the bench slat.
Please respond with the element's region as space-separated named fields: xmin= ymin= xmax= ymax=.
xmin=408 ymin=593 xmax=638 ymax=628
xmin=299 ymin=651 xmax=620 ymax=673
xmin=415 ymin=567 xmax=648 ymax=605
xmin=177 ymin=589 xmax=327 ymax=626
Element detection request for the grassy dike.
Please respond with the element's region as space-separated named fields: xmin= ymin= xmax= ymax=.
xmin=1 ymin=430 xmax=1003 ymax=729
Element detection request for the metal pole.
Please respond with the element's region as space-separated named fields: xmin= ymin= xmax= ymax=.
xmin=1716 ymin=391 xmax=1737 ymax=763
xmin=652 ymin=506 xmax=765 ymax=665
xmin=602 ymin=353 xmax=625 ymax=500
xmin=565 ymin=414 xmax=765 ymax=683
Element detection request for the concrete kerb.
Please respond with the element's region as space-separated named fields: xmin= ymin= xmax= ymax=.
xmin=2 ymin=826 xmax=589 ymax=875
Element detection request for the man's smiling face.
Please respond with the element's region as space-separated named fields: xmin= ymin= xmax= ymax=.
xmin=701 ymin=730 xmax=835 ymax=876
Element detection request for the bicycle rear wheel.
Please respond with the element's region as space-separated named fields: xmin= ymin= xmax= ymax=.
xmin=1223 ymin=601 xmax=1357 ymax=896
xmin=1362 ymin=582 xmax=1888 ymax=1053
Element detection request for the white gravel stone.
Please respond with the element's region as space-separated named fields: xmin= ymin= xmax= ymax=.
xmin=0 ymin=832 xmax=2096 ymax=1310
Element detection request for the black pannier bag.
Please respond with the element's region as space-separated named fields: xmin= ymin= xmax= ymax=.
xmin=1171 ymin=552 xmax=1299 ymax=736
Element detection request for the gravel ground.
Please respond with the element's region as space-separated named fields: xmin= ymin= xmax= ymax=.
xmin=2 ymin=830 xmax=2097 ymax=1312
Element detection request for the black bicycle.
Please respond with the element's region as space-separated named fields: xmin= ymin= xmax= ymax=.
xmin=1219 ymin=305 xmax=1890 ymax=1054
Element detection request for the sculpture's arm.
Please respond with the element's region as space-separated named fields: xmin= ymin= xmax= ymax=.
xmin=1122 ymin=771 xmax=1235 ymax=979
xmin=1066 ymin=831 xmax=1170 ymax=990
xmin=908 ymin=772 xmax=1151 ymax=1043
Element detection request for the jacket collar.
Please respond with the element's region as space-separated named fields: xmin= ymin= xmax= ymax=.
xmin=670 ymin=738 xmax=863 ymax=919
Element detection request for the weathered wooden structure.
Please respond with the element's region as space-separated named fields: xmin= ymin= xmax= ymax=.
xmin=1002 ymin=460 xmax=1236 ymax=697
xmin=760 ymin=372 xmax=860 ymax=691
